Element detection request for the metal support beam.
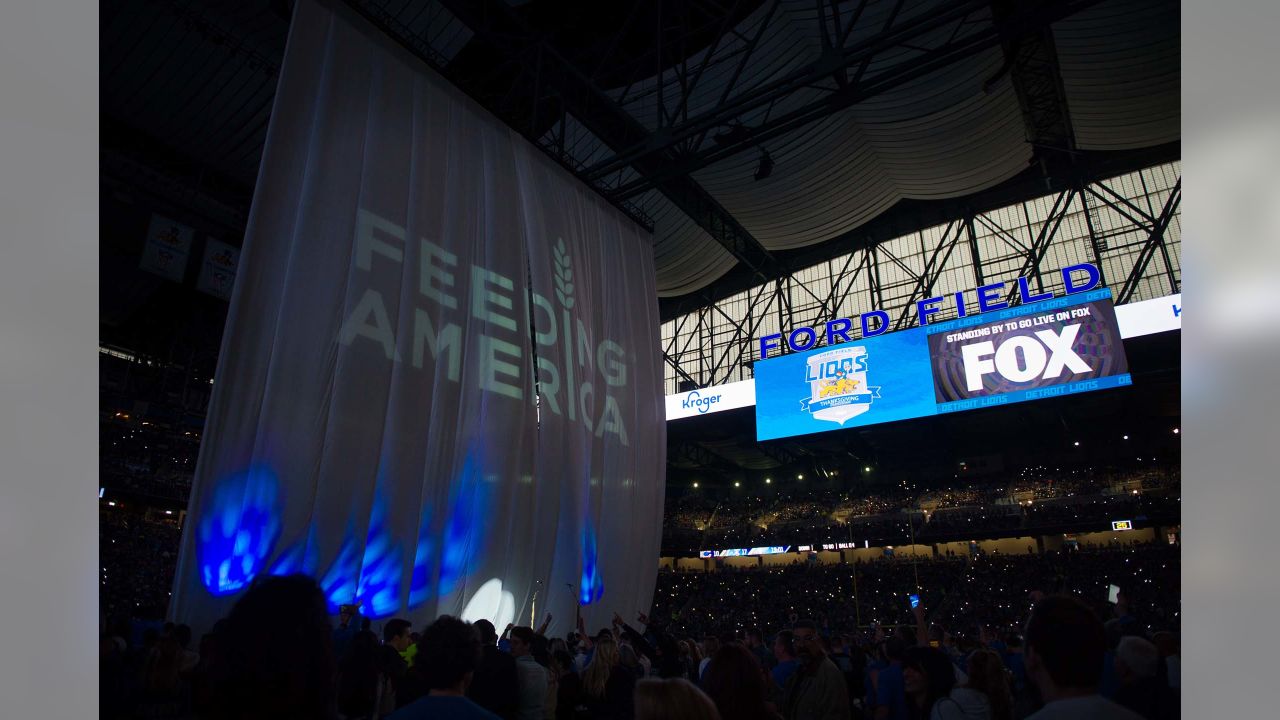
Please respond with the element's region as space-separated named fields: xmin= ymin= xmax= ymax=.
xmin=1078 ymin=183 xmax=1109 ymax=288
xmin=1003 ymin=188 xmax=1075 ymax=305
xmin=754 ymin=442 xmax=804 ymax=467
xmin=965 ymin=210 xmax=983 ymax=287
xmin=599 ymin=0 xmax=1105 ymax=199
xmin=414 ymin=0 xmax=778 ymax=279
xmin=1117 ymin=178 xmax=1181 ymax=304
xmin=344 ymin=0 xmax=657 ymax=234
xmin=658 ymin=163 xmax=1180 ymax=391
xmin=670 ymin=442 xmax=740 ymax=474
xmin=990 ymin=0 xmax=1077 ymax=161
xmin=894 ymin=221 xmax=963 ymax=329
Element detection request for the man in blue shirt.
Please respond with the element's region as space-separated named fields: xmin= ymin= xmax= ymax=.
xmin=388 ymin=616 xmax=501 ymax=720
xmin=873 ymin=638 xmax=908 ymax=720
xmin=771 ymin=630 xmax=801 ymax=698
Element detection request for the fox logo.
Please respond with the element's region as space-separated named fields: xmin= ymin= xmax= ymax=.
xmin=960 ymin=325 xmax=1091 ymax=391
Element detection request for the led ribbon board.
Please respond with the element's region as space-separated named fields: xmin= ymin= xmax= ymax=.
xmin=754 ymin=289 xmax=1131 ymax=441
xmin=698 ymin=546 xmax=792 ymax=558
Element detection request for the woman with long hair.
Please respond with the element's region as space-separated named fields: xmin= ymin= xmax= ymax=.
xmin=681 ymin=639 xmax=700 ymax=680
xmin=633 ymin=678 xmax=721 ymax=720
xmin=964 ymin=649 xmax=1012 ymax=720
xmin=699 ymin=644 xmax=782 ymax=720
xmin=580 ymin=635 xmax=636 ymax=719
xmin=903 ymin=646 xmax=990 ymax=720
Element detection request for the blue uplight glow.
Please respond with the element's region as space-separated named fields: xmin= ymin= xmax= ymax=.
xmin=320 ymin=527 xmax=362 ymax=613
xmin=579 ymin=521 xmax=604 ymax=605
xmin=355 ymin=492 xmax=403 ymax=618
xmin=438 ymin=457 xmax=489 ymax=597
xmin=197 ymin=466 xmax=282 ymax=596
xmin=408 ymin=504 xmax=435 ymax=609
xmin=268 ymin=525 xmax=319 ymax=578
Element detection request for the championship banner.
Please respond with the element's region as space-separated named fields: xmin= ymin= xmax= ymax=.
xmin=169 ymin=0 xmax=665 ymax=637
xmin=139 ymin=214 xmax=194 ymax=282
xmin=755 ymin=289 xmax=1131 ymax=440
xmin=195 ymin=239 xmax=239 ymax=301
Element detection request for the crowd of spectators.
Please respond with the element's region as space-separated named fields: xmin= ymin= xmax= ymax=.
xmin=929 ymin=545 xmax=1180 ymax=634
xmin=101 ymin=416 xmax=199 ymax=501
xmin=101 ymin=510 xmax=182 ymax=621
xmin=662 ymin=466 xmax=1180 ymax=553
xmin=651 ymin=556 xmax=969 ymax=638
xmin=101 ymin=540 xmax=1179 ymax=719
xmin=919 ymin=509 xmax=1023 ymax=537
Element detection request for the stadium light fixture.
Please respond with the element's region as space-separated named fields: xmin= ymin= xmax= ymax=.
xmin=797 ymin=474 xmax=803 ymax=480
xmin=1073 ymin=441 xmax=1080 ymax=446
xmin=692 ymin=482 xmax=699 ymax=488
xmin=1123 ymin=435 xmax=1129 ymax=440
xmin=864 ymin=466 xmax=872 ymax=472
xmin=1173 ymin=428 xmax=1180 ymax=434
xmin=765 ymin=478 xmax=772 ymax=484
xmin=734 ymin=481 xmax=741 ymax=487
xmin=754 ymin=147 xmax=774 ymax=181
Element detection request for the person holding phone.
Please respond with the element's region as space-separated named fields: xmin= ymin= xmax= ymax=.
xmin=333 ymin=601 xmax=365 ymax=661
xmin=1022 ymin=596 xmax=1143 ymax=720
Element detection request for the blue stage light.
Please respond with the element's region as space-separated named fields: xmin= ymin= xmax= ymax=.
xmin=268 ymin=525 xmax=319 ymax=578
xmin=438 ymin=457 xmax=489 ymax=597
xmin=579 ymin=522 xmax=604 ymax=605
xmin=320 ymin=528 xmax=362 ymax=613
xmin=197 ymin=466 xmax=282 ymax=596
xmin=408 ymin=504 xmax=435 ymax=609
xmin=355 ymin=492 xmax=403 ymax=618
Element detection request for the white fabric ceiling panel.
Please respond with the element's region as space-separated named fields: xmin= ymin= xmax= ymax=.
xmin=1054 ymin=0 xmax=1179 ymax=150
xmin=644 ymin=190 xmax=740 ymax=296
xmin=693 ymin=48 xmax=1032 ymax=250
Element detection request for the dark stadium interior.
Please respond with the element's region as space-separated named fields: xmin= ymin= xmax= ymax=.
xmin=100 ymin=2 xmax=1181 ymax=719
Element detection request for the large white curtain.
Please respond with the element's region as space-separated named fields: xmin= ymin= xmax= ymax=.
xmin=169 ymin=0 xmax=665 ymax=637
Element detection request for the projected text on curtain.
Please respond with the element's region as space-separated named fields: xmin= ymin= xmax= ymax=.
xmin=169 ymin=0 xmax=665 ymax=637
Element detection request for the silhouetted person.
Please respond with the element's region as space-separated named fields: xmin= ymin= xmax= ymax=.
xmin=467 ymin=619 xmax=519 ymax=720
xmin=1113 ymin=637 xmax=1179 ymax=720
xmin=633 ymin=677 xmax=721 ymax=720
xmin=581 ymin=635 xmax=637 ymax=719
xmin=510 ymin=626 xmax=549 ymax=720
xmin=379 ymin=618 xmax=412 ymax=707
xmin=1023 ymin=596 xmax=1143 ymax=720
xmin=206 ymin=574 xmax=338 ymax=720
xmin=337 ymin=630 xmax=384 ymax=719
xmin=388 ymin=615 xmax=499 ymax=719
xmin=782 ymin=619 xmax=850 ymax=720
xmin=701 ymin=643 xmax=782 ymax=720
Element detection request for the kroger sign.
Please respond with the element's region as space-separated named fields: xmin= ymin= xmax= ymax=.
xmin=665 ymin=379 xmax=756 ymax=420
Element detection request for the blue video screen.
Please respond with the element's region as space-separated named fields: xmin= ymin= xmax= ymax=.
xmin=754 ymin=289 xmax=1131 ymax=441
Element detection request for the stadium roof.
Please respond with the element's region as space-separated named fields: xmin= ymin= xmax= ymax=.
xmin=102 ymin=0 xmax=1179 ymax=339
